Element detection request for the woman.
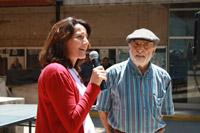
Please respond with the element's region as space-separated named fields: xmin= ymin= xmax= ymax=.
xmin=35 ymin=17 xmax=106 ymax=133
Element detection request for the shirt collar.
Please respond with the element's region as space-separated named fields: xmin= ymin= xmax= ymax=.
xmin=127 ymin=58 xmax=153 ymax=78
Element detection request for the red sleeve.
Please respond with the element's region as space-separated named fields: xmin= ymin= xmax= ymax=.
xmin=43 ymin=64 xmax=100 ymax=132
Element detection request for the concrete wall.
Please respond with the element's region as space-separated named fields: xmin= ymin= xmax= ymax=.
xmin=0 ymin=0 xmax=54 ymax=7
xmin=0 ymin=4 xmax=168 ymax=48
xmin=11 ymin=83 xmax=38 ymax=104
xmin=63 ymin=0 xmax=200 ymax=5
xmin=0 ymin=76 xmax=7 ymax=96
xmin=63 ymin=4 xmax=168 ymax=46
xmin=0 ymin=6 xmax=55 ymax=47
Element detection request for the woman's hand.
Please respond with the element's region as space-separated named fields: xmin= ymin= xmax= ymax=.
xmin=89 ymin=66 xmax=107 ymax=86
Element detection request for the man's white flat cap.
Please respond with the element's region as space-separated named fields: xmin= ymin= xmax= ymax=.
xmin=126 ymin=28 xmax=160 ymax=44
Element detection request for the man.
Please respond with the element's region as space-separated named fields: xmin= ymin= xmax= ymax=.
xmin=101 ymin=57 xmax=112 ymax=69
xmin=10 ymin=57 xmax=22 ymax=70
xmin=96 ymin=28 xmax=174 ymax=133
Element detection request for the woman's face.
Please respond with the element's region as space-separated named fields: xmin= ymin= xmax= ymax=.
xmin=66 ymin=24 xmax=89 ymax=64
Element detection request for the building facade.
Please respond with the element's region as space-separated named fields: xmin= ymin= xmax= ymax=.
xmin=0 ymin=0 xmax=200 ymax=110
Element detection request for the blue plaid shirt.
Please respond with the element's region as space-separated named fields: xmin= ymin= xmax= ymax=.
xmin=96 ymin=58 xmax=174 ymax=133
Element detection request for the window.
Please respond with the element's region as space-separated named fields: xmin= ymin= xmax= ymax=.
xmin=0 ymin=48 xmax=25 ymax=70
xmin=27 ymin=49 xmax=41 ymax=69
xmin=152 ymin=47 xmax=167 ymax=70
xmin=91 ymin=47 xmax=128 ymax=66
xmin=91 ymin=46 xmax=167 ymax=69
xmin=0 ymin=47 xmax=41 ymax=86
xmin=170 ymin=10 xmax=195 ymax=36
xmin=169 ymin=8 xmax=200 ymax=108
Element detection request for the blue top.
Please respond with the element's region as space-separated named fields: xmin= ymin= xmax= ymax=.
xmin=96 ymin=58 xmax=175 ymax=133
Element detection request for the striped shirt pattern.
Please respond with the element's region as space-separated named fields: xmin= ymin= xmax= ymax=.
xmin=96 ymin=58 xmax=174 ymax=133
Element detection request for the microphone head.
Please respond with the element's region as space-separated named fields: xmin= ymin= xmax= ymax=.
xmin=89 ymin=51 xmax=99 ymax=60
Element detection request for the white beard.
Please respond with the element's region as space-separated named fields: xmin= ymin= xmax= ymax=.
xmin=129 ymin=50 xmax=152 ymax=68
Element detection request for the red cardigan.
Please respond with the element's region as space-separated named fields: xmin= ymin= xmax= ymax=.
xmin=35 ymin=63 xmax=100 ymax=133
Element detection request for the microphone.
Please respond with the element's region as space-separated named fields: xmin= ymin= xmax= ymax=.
xmin=89 ymin=51 xmax=100 ymax=67
xmin=89 ymin=51 xmax=106 ymax=90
